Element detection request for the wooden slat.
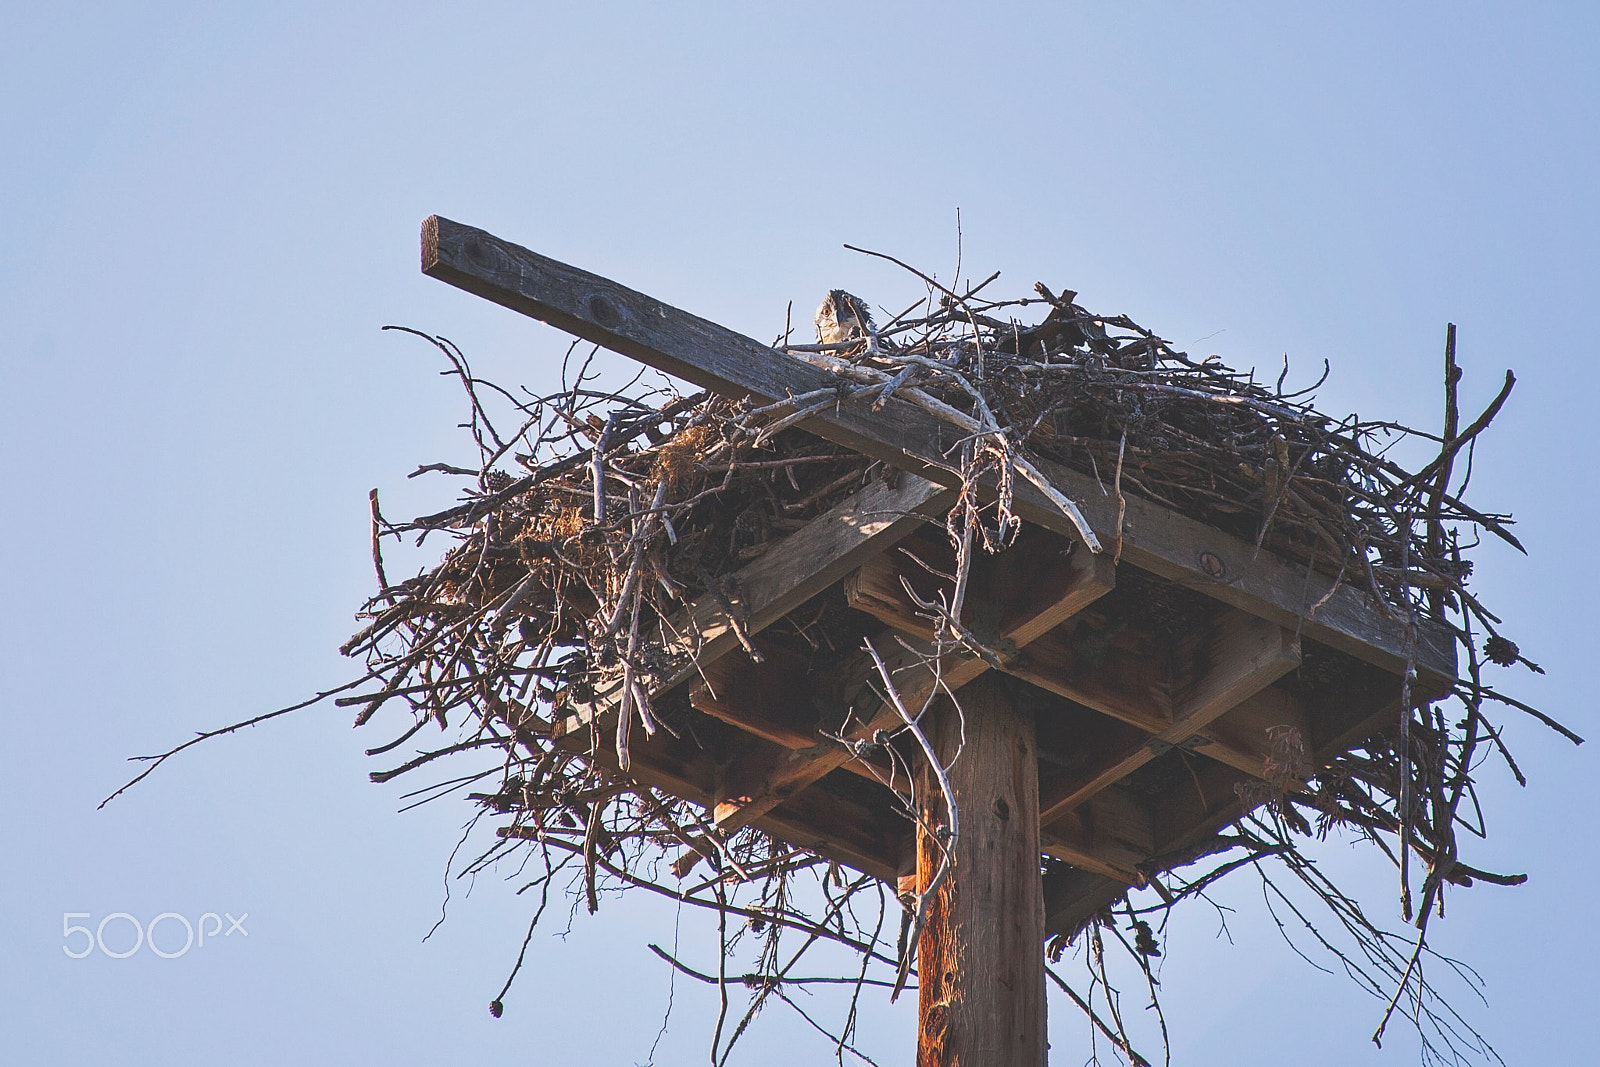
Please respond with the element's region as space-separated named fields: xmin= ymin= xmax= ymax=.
xmin=1041 ymin=663 xmax=1407 ymax=938
xmin=697 ymin=658 xmax=905 ymax=791
xmin=423 ymin=215 xmax=1455 ymax=684
xmin=1036 ymin=611 xmax=1300 ymax=824
xmin=1192 ymin=686 xmax=1311 ymax=777
xmin=842 ymin=550 xmax=947 ymax=643
xmin=1039 ymin=787 xmax=1155 ymax=882
xmin=849 ymin=535 xmax=1309 ymax=794
xmin=551 ymin=720 xmax=715 ymax=807
xmin=845 ymin=534 xmax=1118 ymax=674
xmin=689 ymin=644 xmax=819 ymax=750
xmin=1005 ymin=624 xmax=1170 ymax=734
xmin=755 ymin=787 xmax=902 ymax=884
xmin=844 ymin=524 xmax=1093 ymax=649
xmin=850 ymin=537 xmax=1304 ymax=791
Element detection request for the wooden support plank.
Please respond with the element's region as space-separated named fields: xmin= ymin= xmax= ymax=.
xmin=756 ymin=785 xmax=902 ymax=884
xmin=845 ymin=531 xmax=1118 ymax=667
xmin=1044 ymin=863 xmax=1128 ymax=939
xmin=1192 ymin=686 xmax=1311 ymax=777
xmin=1040 ymin=662 xmax=1408 ymax=938
xmin=1149 ymin=754 xmax=1256 ymax=853
xmin=849 ymin=533 xmax=1307 ymax=813
xmin=1036 ymin=611 xmax=1300 ymax=824
xmin=551 ymin=720 xmax=715 ymax=808
xmin=848 ymin=538 xmax=1317 ymax=795
xmin=843 ymin=548 xmax=948 ymax=644
xmin=422 ymin=215 xmax=1455 ymax=684
xmin=916 ymin=677 xmax=1046 ymax=1067
xmin=851 ymin=542 xmax=1308 ymax=802
xmin=844 ymin=523 xmax=1093 ymax=649
xmin=1038 ymin=787 xmax=1155 ymax=882
xmin=1005 ymin=624 xmax=1170 ymax=734
xmin=689 ymin=644 xmax=819 ymax=751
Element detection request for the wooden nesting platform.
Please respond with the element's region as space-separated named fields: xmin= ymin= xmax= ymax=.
xmin=420 ymin=216 xmax=1457 ymax=939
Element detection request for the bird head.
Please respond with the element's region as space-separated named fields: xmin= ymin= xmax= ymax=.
xmin=814 ymin=290 xmax=874 ymax=345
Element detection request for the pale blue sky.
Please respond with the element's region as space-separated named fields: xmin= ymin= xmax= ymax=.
xmin=3 ymin=3 xmax=1595 ymax=1063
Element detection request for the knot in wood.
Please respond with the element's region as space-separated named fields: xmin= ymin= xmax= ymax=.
xmin=587 ymin=294 xmax=621 ymax=328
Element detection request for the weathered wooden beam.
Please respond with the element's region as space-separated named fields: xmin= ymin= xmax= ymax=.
xmin=1038 ymin=787 xmax=1155 ymax=882
xmin=688 ymin=644 xmax=819 ymax=751
xmin=697 ymin=653 xmax=906 ymax=794
xmin=1044 ymin=863 xmax=1127 ymax=940
xmin=1036 ymin=611 xmax=1300 ymax=824
xmin=1040 ymin=658 xmax=1408 ymax=938
xmin=422 ymin=215 xmax=1455 ymax=684
xmin=552 ymin=720 xmax=715 ymax=808
xmin=1191 ymin=685 xmax=1311 ymax=778
xmin=844 ymin=523 xmax=1093 ymax=649
xmin=916 ymin=677 xmax=1047 ymax=1067
xmin=849 ymin=534 xmax=1310 ymax=794
xmin=757 ymin=784 xmax=903 ymax=884
xmin=844 ymin=532 xmax=1118 ymax=679
xmin=549 ymin=702 xmax=905 ymax=882
xmin=1003 ymin=623 xmax=1170 ymax=734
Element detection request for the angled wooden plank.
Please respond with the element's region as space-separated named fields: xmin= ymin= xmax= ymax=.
xmin=689 ymin=644 xmax=818 ymax=750
xmin=844 ymin=531 xmax=1116 ymax=661
xmin=692 ymin=681 xmax=817 ymax=750
xmin=1005 ymin=624 xmax=1170 ymax=734
xmin=843 ymin=550 xmax=947 ymax=643
xmin=551 ymin=721 xmax=715 ymax=808
xmin=844 ymin=524 xmax=1101 ymax=649
xmin=1039 ymin=787 xmax=1154 ymax=882
xmin=695 ymin=653 xmax=904 ymax=790
xmin=423 ymin=215 xmax=1455 ymax=684
xmin=1041 ymin=669 xmax=1407 ymax=938
xmin=1192 ymin=686 xmax=1311 ymax=778
xmin=1044 ymin=863 xmax=1128 ymax=939
xmin=755 ymin=787 xmax=902 ymax=883
xmin=1036 ymin=611 xmax=1300 ymax=824
xmin=672 ymin=473 xmax=954 ymax=681
xmin=849 ymin=539 xmax=1305 ymax=787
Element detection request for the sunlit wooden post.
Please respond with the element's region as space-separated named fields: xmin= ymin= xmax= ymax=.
xmin=916 ymin=677 xmax=1046 ymax=1066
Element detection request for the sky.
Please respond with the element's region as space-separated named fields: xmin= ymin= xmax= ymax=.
xmin=2 ymin=2 xmax=1595 ymax=1063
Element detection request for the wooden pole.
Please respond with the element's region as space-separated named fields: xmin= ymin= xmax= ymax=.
xmin=916 ymin=675 xmax=1046 ymax=1066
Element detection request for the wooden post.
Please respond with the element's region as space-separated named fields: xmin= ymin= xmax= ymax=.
xmin=917 ymin=675 xmax=1046 ymax=1066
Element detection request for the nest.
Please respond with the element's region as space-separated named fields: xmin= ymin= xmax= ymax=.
xmin=321 ymin=278 xmax=1570 ymax=1062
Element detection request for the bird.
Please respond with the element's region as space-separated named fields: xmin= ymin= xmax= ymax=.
xmin=814 ymin=289 xmax=875 ymax=346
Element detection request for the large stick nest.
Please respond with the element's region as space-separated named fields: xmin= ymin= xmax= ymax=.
xmin=328 ymin=277 xmax=1569 ymax=1063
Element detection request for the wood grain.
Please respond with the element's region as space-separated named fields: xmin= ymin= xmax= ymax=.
xmin=916 ymin=677 xmax=1046 ymax=1067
